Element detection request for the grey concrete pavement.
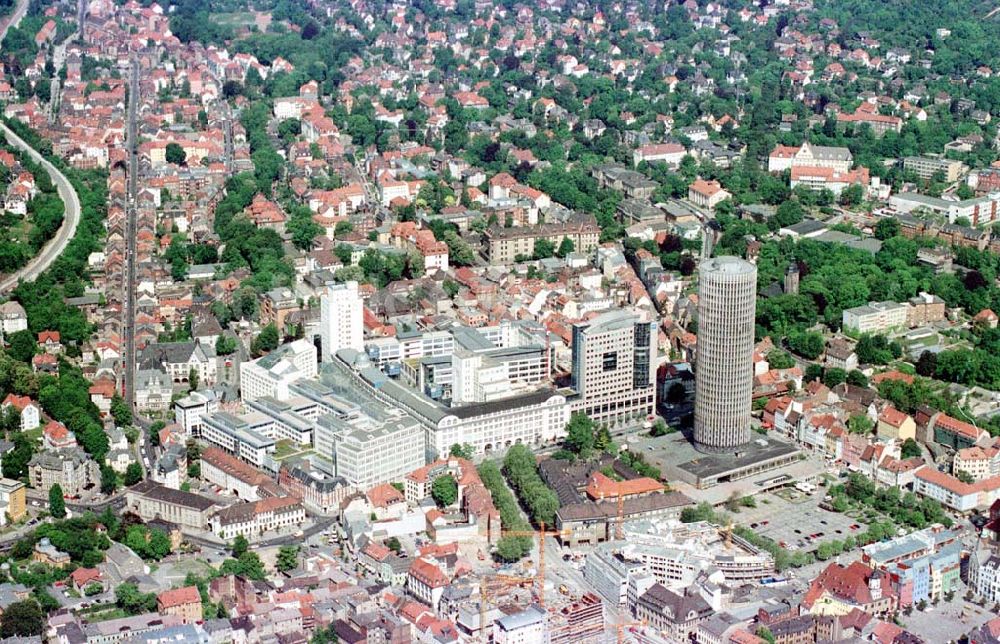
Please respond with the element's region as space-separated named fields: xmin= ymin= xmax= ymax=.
xmin=0 ymin=122 xmax=82 ymax=293
xmin=0 ymin=0 xmax=29 ymax=45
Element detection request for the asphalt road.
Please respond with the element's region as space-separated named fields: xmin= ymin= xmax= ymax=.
xmin=183 ymin=516 xmax=338 ymax=549
xmin=25 ymin=487 xmax=126 ymax=514
xmin=123 ymin=58 xmax=139 ymax=408
xmin=0 ymin=0 xmax=29 ymax=45
xmin=0 ymin=121 xmax=82 ymax=293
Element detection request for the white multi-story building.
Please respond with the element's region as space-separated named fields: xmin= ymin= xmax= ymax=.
xmin=968 ymin=545 xmax=1000 ymax=603
xmin=138 ymin=341 xmax=218 ymax=387
xmin=407 ymin=558 xmax=450 ymax=609
xmin=336 ymin=349 xmax=570 ymax=459
xmin=913 ymin=468 xmax=1000 ymax=513
xmin=320 ymin=281 xmax=363 ymax=362
xmin=1 ymin=394 xmax=40 ymax=432
xmin=199 ymin=412 xmax=276 ymax=471
xmin=585 ymin=518 xmax=774 ymax=601
xmin=0 ymin=301 xmax=28 ymax=337
xmin=332 ymin=413 xmax=425 ymax=489
xmin=135 ymin=369 xmax=172 ymax=412
xmin=174 ymin=390 xmax=219 ymax=436
xmin=239 ymin=338 xmax=317 ymax=403
xmin=209 ymin=496 xmax=305 ymax=542
xmin=570 ymin=310 xmax=657 ymax=427
xmin=768 ymin=142 xmax=853 ymax=173
xmin=842 ymin=301 xmax=909 ymax=334
xmin=244 ymin=397 xmax=314 ymax=445
xmin=954 ymin=442 xmax=1000 ymax=482
xmin=493 ymin=606 xmax=546 ymax=644
xmin=366 ymin=329 xmax=454 ymax=369
xmin=450 ymin=334 xmax=548 ymax=405
xmin=889 ymin=191 xmax=1000 ymax=226
xmin=633 ymin=143 xmax=685 ymax=168
xmin=584 ymin=544 xmax=649 ymax=606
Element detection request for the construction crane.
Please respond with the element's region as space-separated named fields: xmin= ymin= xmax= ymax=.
xmin=616 ymin=491 xmax=625 ymax=540
xmin=529 ymin=610 xmax=645 ymax=644
xmin=613 ymin=620 xmax=648 ymax=644
xmin=478 ymin=573 xmax=534 ymax=642
xmin=500 ymin=522 xmax=570 ymax=609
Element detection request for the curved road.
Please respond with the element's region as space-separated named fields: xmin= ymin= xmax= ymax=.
xmin=0 ymin=0 xmax=28 ymax=45
xmin=0 ymin=121 xmax=81 ymax=293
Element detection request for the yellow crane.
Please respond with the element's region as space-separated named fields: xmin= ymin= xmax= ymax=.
xmin=614 ymin=620 xmax=649 ymax=644
xmin=499 ymin=522 xmax=570 ymax=609
xmin=478 ymin=573 xmax=534 ymax=641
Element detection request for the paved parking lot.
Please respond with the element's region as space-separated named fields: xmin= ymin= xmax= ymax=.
xmin=728 ymin=489 xmax=867 ymax=552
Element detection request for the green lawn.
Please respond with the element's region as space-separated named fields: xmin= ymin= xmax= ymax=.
xmin=272 ymin=440 xmax=312 ymax=461
xmin=210 ymin=12 xmax=256 ymax=27
xmin=23 ymin=426 xmax=42 ymax=443
xmin=78 ymin=606 xmax=129 ymax=623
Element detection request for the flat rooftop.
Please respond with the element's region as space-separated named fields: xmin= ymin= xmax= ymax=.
xmin=679 ymin=439 xmax=801 ymax=479
xmin=641 ymin=431 xmax=803 ymax=492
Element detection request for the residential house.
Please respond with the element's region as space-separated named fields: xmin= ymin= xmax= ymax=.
xmin=876 ymin=407 xmax=916 ymax=442
xmin=1 ymin=394 xmax=40 ymax=432
xmin=687 ymin=179 xmax=731 ymax=210
xmin=157 ymin=586 xmax=203 ymax=624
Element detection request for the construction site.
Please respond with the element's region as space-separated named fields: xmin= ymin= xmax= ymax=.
xmin=472 ymin=522 xmax=649 ymax=644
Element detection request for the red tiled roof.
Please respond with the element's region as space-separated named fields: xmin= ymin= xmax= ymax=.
xmin=2 ymin=394 xmax=34 ymax=410
xmin=408 ymin=558 xmax=449 ymax=588
xmin=366 ymin=483 xmax=405 ymax=508
xmin=916 ymin=468 xmax=1000 ymax=496
xmin=70 ymin=567 xmax=101 ymax=586
xmin=585 ymin=472 xmax=662 ymax=500
xmin=871 ymin=621 xmax=904 ymax=644
xmin=689 ymin=178 xmax=726 ymax=197
xmin=44 ymin=421 xmax=71 ymax=441
xmin=790 ymin=165 xmax=869 ymax=185
xmin=157 ymin=585 xmax=200 ymax=608
xmin=878 ymin=406 xmax=908 ymax=427
xmin=803 ymin=561 xmax=892 ymax=610
xmin=362 ymin=541 xmax=391 ymax=562
xmin=88 ymin=380 xmax=117 ymax=398
xmin=202 ymin=447 xmax=270 ymax=486
xmin=638 ymin=142 xmax=685 ymax=156
xmin=934 ymin=413 xmax=982 ymax=441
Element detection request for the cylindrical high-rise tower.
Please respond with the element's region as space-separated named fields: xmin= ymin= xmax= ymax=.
xmin=694 ymin=256 xmax=757 ymax=453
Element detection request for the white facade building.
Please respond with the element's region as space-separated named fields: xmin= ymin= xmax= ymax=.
xmin=842 ymin=301 xmax=909 ymax=334
xmin=199 ymin=412 xmax=276 ymax=471
xmin=336 ymin=349 xmax=570 ymax=459
xmin=0 ymin=301 xmax=28 ymax=337
xmin=320 ymin=281 xmax=363 ymax=361
xmin=210 ymin=496 xmax=305 ymax=542
xmin=493 ymin=607 xmax=546 ymax=644
xmin=174 ymin=390 xmax=220 ymax=436
xmin=332 ymin=414 xmax=425 ymax=489
xmin=239 ymin=339 xmax=317 ymax=403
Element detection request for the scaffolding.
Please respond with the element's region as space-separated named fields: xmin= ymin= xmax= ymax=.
xmin=478 ymin=522 xmax=646 ymax=644
xmin=500 ymin=521 xmax=569 ymax=609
